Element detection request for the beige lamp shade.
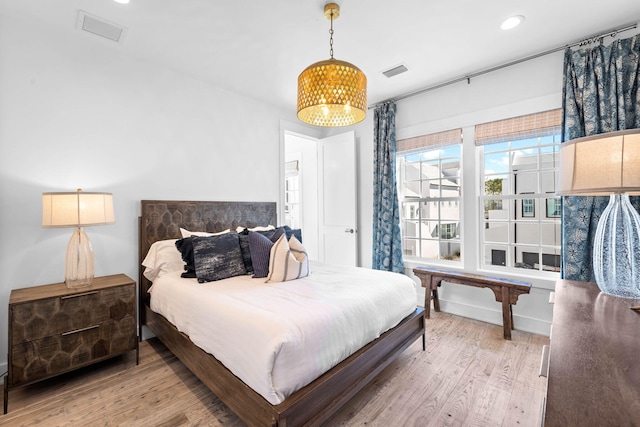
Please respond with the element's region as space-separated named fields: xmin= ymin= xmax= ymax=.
xmin=557 ymin=129 xmax=640 ymax=196
xmin=297 ymin=58 xmax=367 ymax=127
xmin=42 ymin=190 xmax=115 ymax=228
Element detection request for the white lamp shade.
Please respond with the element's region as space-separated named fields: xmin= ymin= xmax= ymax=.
xmin=557 ymin=129 xmax=640 ymax=195
xmin=42 ymin=191 xmax=115 ymax=228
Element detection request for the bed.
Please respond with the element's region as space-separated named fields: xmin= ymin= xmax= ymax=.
xmin=138 ymin=200 xmax=425 ymax=426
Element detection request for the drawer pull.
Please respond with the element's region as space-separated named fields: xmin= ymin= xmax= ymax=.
xmin=539 ymin=345 xmax=550 ymax=378
xmin=62 ymin=324 xmax=100 ymax=336
xmin=61 ymin=291 xmax=99 ymax=300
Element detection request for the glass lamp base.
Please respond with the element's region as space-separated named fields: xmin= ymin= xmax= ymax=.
xmin=65 ymin=227 xmax=95 ymax=288
xmin=593 ymin=193 xmax=640 ymax=299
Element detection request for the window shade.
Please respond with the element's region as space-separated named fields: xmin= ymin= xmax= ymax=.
xmin=474 ymin=109 xmax=562 ymax=146
xmin=397 ymin=128 xmax=462 ymax=153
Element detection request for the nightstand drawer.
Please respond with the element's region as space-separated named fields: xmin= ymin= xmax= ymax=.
xmin=10 ymin=285 xmax=135 ymax=345
xmin=9 ymin=315 xmax=137 ymax=386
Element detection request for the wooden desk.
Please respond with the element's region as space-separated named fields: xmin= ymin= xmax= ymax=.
xmin=413 ymin=267 xmax=531 ymax=340
xmin=544 ymin=279 xmax=640 ymax=426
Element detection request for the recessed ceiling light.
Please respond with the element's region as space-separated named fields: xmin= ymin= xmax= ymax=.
xmin=113 ymin=0 xmax=130 ymax=4
xmin=501 ymin=15 xmax=524 ymax=30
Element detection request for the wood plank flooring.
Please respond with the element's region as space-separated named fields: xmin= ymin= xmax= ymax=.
xmin=0 ymin=312 xmax=549 ymax=426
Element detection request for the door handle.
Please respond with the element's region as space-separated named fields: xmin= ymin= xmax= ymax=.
xmin=345 ymin=228 xmax=355 ymax=234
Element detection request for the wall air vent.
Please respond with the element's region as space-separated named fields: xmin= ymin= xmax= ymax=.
xmin=77 ymin=10 xmax=126 ymax=43
xmin=381 ymin=64 xmax=409 ymax=78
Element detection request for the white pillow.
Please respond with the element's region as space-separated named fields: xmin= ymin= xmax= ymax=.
xmin=142 ymin=239 xmax=182 ymax=281
xmin=235 ymin=225 xmax=275 ymax=233
xmin=266 ymin=234 xmax=310 ymax=283
xmin=180 ymin=227 xmax=230 ymax=238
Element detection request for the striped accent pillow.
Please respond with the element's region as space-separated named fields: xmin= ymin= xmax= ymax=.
xmin=266 ymin=234 xmax=310 ymax=283
xmin=248 ymin=228 xmax=285 ymax=278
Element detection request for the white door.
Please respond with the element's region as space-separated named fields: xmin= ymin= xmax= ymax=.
xmin=318 ymin=131 xmax=358 ymax=266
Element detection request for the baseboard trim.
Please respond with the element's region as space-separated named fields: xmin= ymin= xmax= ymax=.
xmin=423 ymin=298 xmax=551 ymax=337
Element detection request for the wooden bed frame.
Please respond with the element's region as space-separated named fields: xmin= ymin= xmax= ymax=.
xmin=138 ymin=200 xmax=425 ymax=426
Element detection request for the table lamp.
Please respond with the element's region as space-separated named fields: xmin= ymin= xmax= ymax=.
xmin=42 ymin=189 xmax=115 ymax=288
xmin=557 ymin=128 xmax=640 ymax=298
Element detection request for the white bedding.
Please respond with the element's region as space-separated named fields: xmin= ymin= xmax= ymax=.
xmin=149 ymin=261 xmax=417 ymax=405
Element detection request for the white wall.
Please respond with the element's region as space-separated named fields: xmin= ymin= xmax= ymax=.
xmin=0 ymin=8 xmax=294 ymax=370
xmin=350 ymin=52 xmax=565 ymax=336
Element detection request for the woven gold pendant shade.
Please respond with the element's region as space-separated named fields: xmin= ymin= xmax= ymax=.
xmin=297 ymin=3 xmax=367 ymax=127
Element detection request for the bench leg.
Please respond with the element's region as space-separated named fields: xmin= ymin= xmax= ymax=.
xmin=502 ymin=287 xmax=512 ymax=340
xmin=424 ymin=286 xmax=440 ymax=320
xmin=510 ymin=304 xmax=514 ymax=330
xmin=424 ymin=290 xmax=432 ymax=319
xmin=432 ymin=288 xmax=440 ymax=312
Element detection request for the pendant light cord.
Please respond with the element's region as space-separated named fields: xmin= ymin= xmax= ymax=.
xmin=329 ymin=10 xmax=334 ymax=59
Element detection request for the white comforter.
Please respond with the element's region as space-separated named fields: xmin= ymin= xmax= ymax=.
xmin=149 ymin=261 xmax=417 ymax=405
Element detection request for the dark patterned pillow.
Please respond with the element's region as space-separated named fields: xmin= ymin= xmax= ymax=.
xmin=175 ymin=236 xmax=197 ymax=278
xmin=248 ymin=228 xmax=285 ymax=278
xmin=281 ymin=225 xmax=303 ymax=243
xmin=239 ymin=227 xmax=286 ymax=274
xmin=192 ymin=232 xmax=247 ymax=283
xmin=238 ymin=232 xmax=253 ymax=273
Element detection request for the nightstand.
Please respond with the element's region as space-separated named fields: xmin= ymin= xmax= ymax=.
xmin=4 ymin=274 xmax=138 ymax=414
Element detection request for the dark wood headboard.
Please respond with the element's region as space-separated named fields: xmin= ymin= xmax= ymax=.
xmin=138 ymin=200 xmax=277 ymax=327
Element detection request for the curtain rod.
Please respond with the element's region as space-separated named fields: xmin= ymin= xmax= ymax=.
xmin=369 ymin=22 xmax=638 ymax=110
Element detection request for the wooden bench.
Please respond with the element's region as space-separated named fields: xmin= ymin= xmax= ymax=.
xmin=413 ymin=267 xmax=532 ymax=340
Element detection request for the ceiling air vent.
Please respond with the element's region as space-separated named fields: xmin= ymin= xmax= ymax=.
xmin=382 ymin=64 xmax=409 ymax=78
xmin=77 ymin=10 xmax=126 ymax=43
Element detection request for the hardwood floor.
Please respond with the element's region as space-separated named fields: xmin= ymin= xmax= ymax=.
xmin=0 ymin=312 xmax=549 ymax=426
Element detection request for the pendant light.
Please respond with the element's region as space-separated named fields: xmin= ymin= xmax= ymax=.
xmin=297 ymin=3 xmax=367 ymax=127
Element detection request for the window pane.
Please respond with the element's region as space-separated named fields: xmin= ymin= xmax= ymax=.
xmin=421 ymin=161 xmax=440 ymax=179
xmin=485 ymin=200 xmax=508 ymax=220
xmin=484 ymin=152 xmax=509 ymax=174
xmin=403 ymin=180 xmax=420 ymax=198
xmin=515 ymin=171 xmax=539 ymax=194
xmin=541 ymin=171 xmax=557 ymax=194
xmin=419 ymin=239 xmax=440 ymax=259
xmin=441 ymin=145 xmax=462 ymax=158
xmin=422 ymin=180 xmax=441 ymax=198
xmin=512 ymin=148 xmax=539 ymax=171
xmin=516 ymin=250 xmax=539 ymax=269
xmin=483 ymin=141 xmax=508 ymax=153
xmin=483 ymin=175 xmax=507 ymax=196
xmin=541 ymin=223 xmax=561 ymax=246
xmin=402 ymin=220 xmax=419 ymax=238
xmin=441 ymin=242 xmax=461 ymax=260
xmin=515 ymin=222 xmax=539 ymax=244
xmin=402 ymin=202 xmax=420 ymax=220
xmin=485 ymin=222 xmax=509 ymax=243
xmin=403 ymin=238 xmax=418 ymax=257
xmin=487 ymin=246 xmax=508 ymax=266
xmin=404 ymin=161 xmax=420 ymax=181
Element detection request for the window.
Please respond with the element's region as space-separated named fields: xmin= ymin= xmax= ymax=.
xmin=397 ymin=129 xmax=462 ymax=262
xmin=477 ymin=110 xmax=562 ymax=273
xmin=284 ymin=160 xmax=301 ymax=229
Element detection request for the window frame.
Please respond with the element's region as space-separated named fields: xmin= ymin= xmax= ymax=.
xmin=396 ymin=143 xmax=463 ymax=264
xmin=478 ymin=134 xmax=562 ymax=275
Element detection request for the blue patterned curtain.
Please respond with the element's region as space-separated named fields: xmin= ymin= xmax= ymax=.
xmin=372 ymin=102 xmax=404 ymax=273
xmin=561 ymin=34 xmax=640 ymax=281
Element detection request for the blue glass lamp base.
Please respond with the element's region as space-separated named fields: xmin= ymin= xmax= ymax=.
xmin=593 ymin=194 xmax=640 ymax=299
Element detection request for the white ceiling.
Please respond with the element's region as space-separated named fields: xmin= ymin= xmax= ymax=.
xmin=4 ymin=0 xmax=640 ymax=115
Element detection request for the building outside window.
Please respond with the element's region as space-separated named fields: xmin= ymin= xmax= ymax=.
xmin=476 ymin=109 xmax=562 ymax=273
xmin=396 ymin=129 xmax=462 ymax=262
